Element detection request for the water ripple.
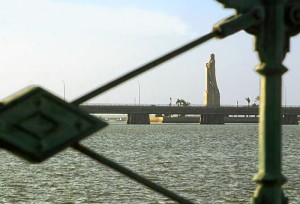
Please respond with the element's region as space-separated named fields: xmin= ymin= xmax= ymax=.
xmin=0 ymin=124 xmax=298 ymax=203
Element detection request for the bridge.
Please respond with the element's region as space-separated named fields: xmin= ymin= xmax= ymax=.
xmin=78 ymin=53 xmax=299 ymax=125
xmin=80 ymin=104 xmax=300 ymax=124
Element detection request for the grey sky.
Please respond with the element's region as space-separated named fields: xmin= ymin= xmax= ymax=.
xmin=0 ymin=0 xmax=299 ymax=106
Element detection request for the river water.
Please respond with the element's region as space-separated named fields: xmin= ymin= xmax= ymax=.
xmin=0 ymin=124 xmax=299 ymax=203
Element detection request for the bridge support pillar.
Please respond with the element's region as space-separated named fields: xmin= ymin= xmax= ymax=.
xmin=282 ymin=115 xmax=298 ymax=125
xmin=200 ymin=114 xmax=224 ymax=124
xmin=127 ymin=113 xmax=150 ymax=124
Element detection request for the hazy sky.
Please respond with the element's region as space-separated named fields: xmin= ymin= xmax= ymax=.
xmin=0 ymin=0 xmax=299 ymax=106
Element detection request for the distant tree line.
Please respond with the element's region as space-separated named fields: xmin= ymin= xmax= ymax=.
xmin=155 ymin=98 xmax=191 ymax=117
xmin=245 ymin=96 xmax=260 ymax=107
xmin=175 ymin=99 xmax=191 ymax=107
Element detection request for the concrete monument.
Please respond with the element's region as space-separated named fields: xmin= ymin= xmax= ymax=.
xmin=204 ymin=53 xmax=220 ymax=107
xmin=201 ymin=54 xmax=223 ymax=124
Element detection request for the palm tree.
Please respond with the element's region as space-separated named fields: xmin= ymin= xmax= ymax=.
xmin=176 ymin=99 xmax=182 ymax=106
xmin=255 ymin=96 xmax=260 ymax=104
xmin=245 ymin=97 xmax=251 ymax=107
xmin=176 ymin=99 xmax=191 ymax=107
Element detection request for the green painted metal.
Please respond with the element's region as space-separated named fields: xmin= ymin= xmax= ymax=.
xmin=215 ymin=0 xmax=300 ymax=203
xmin=71 ymin=32 xmax=217 ymax=105
xmin=252 ymin=1 xmax=288 ymax=202
xmin=71 ymin=143 xmax=194 ymax=204
xmin=0 ymin=86 xmax=107 ymax=163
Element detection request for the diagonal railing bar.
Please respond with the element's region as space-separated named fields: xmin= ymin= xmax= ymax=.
xmin=71 ymin=142 xmax=194 ymax=204
xmin=71 ymin=31 xmax=217 ymax=105
xmin=66 ymin=31 xmax=219 ymax=204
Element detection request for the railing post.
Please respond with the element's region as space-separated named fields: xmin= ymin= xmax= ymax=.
xmin=251 ymin=0 xmax=288 ymax=203
xmin=252 ymin=67 xmax=287 ymax=204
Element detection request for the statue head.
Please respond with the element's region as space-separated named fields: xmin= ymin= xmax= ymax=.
xmin=210 ymin=53 xmax=215 ymax=60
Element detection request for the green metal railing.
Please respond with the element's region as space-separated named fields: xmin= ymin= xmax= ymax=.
xmin=0 ymin=1 xmax=299 ymax=203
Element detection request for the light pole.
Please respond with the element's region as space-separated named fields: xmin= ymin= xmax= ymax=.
xmin=285 ymin=84 xmax=287 ymax=107
xmin=137 ymin=81 xmax=140 ymax=105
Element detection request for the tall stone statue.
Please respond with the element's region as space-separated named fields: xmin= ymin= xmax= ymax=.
xmin=204 ymin=53 xmax=220 ymax=107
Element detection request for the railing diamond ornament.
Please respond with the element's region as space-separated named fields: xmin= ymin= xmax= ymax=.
xmin=0 ymin=86 xmax=107 ymax=163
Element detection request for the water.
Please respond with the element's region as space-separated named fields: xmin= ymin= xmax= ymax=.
xmin=0 ymin=124 xmax=299 ymax=203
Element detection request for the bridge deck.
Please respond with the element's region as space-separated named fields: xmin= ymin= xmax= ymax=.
xmin=80 ymin=104 xmax=300 ymax=115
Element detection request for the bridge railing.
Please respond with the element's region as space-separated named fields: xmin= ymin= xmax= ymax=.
xmin=82 ymin=103 xmax=300 ymax=108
